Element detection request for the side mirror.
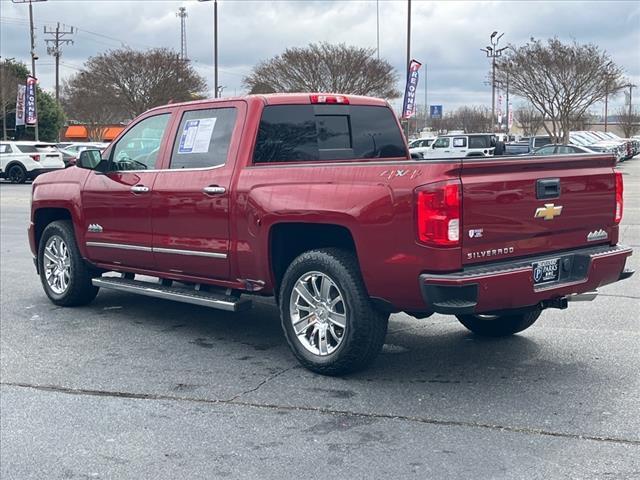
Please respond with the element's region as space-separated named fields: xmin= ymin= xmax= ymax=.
xmin=77 ymin=149 xmax=102 ymax=170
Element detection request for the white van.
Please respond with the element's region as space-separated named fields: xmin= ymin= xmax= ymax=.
xmin=423 ymin=134 xmax=496 ymax=159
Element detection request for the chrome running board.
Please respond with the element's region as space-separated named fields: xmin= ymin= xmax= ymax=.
xmin=92 ymin=276 xmax=251 ymax=312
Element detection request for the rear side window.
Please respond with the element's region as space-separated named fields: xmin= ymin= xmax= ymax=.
xmin=16 ymin=145 xmax=38 ymax=153
xmin=453 ymin=137 xmax=467 ymax=148
xmin=0 ymin=144 xmax=12 ymax=153
xmin=170 ymin=107 xmax=238 ymax=169
xmin=253 ymin=105 xmax=406 ymax=163
xmin=469 ymin=136 xmax=490 ymax=149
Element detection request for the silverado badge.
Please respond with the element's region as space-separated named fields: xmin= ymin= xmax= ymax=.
xmin=534 ymin=203 xmax=563 ymax=221
xmin=87 ymin=223 xmax=103 ymax=233
xmin=587 ymin=229 xmax=608 ymax=242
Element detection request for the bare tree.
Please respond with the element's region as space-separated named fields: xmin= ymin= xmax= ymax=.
xmin=63 ymin=48 xmax=207 ymax=120
xmin=451 ymin=106 xmax=493 ymax=133
xmin=497 ymin=38 xmax=624 ymax=143
xmin=244 ymin=42 xmax=401 ymax=99
xmin=616 ymin=105 xmax=640 ymax=137
xmin=514 ymin=103 xmax=544 ymax=136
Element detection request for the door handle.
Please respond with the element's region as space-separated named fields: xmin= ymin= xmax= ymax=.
xmin=203 ymin=185 xmax=226 ymax=195
xmin=130 ymin=185 xmax=150 ymax=194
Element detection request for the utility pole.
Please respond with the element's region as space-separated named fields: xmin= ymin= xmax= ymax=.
xmin=177 ymin=7 xmax=188 ymax=61
xmin=376 ymin=0 xmax=380 ymax=60
xmin=12 ymin=0 xmax=47 ymax=140
xmin=197 ymin=0 xmax=218 ymax=98
xmin=481 ymin=31 xmax=506 ymax=132
xmin=44 ymin=23 xmax=74 ymax=104
xmin=404 ymin=0 xmax=411 ymax=138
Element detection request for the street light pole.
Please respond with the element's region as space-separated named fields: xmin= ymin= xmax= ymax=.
xmin=481 ymin=31 xmax=506 ymax=132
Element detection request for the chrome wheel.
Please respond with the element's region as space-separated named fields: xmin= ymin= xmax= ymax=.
xmin=289 ymin=271 xmax=347 ymax=356
xmin=43 ymin=235 xmax=71 ymax=295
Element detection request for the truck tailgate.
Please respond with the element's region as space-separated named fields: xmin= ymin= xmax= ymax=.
xmin=461 ymin=154 xmax=618 ymax=265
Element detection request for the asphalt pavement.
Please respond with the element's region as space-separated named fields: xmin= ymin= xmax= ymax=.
xmin=1 ymin=159 xmax=639 ymax=479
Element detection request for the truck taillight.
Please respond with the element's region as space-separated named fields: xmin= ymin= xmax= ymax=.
xmin=615 ymin=171 xmax=623 ymax=224
xmin=416 ymin=180 xmax=461 ymax=247
xmin=30 ymin=154 xmax=40 ymax=162
xmin=310 ymin=94 xmax=349 ymax=104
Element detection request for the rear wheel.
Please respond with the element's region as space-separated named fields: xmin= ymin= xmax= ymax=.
xmin=7 ymin=164 xmax=27 ymax=184
xmin=456 ymin=308 xmax=541 ymax=337
xmin=38 ymin=220 xmax=99 ymax=306
xmin=279 ymin=248 xmax=389 ymax=376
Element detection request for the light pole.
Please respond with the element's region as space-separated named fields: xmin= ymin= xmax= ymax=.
xmin=198 ymin=0 xmax=218 ymax=99
xmin=481 ymin=31 xmax=507 ymax=131
xmin=12 ymin=0 xmax=47 ymax=140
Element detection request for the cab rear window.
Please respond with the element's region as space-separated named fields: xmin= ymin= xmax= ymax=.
xmin=253 ymin=105 xmax=406 ymax=163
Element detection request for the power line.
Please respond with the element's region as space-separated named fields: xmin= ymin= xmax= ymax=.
xmin=44 ymin=22 xmax=75 ymax=104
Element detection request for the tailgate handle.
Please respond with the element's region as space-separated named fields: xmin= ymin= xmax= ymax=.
xmin=536 ymin=178 xmax=560 ymax=199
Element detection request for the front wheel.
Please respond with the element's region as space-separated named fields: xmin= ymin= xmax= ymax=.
xmin=38 ymin=220 xmax=99 ymax=306
xmin=279 ymin=248 xmax=389 ymax=376
xmin=456 ymin=309 xmax=541 ymax=337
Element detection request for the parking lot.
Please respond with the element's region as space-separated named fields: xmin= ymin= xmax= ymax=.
xmin=1 ymin=159 xmax=639 ymax=479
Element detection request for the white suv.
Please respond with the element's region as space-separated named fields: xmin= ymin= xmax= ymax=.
xmin=0 ymin=141 xmax=65 ymax=183
xmin=423 ymin=134 xmax=496 ymax=159
xmin=408 ymin=137 xmax=436 ymax=159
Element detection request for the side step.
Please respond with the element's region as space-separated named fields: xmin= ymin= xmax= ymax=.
xmin=92 ymin=277 xmax=252 ymax=312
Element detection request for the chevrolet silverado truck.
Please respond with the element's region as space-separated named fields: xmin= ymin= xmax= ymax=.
xmin=29 ymin=94 xmax=634 ymax=375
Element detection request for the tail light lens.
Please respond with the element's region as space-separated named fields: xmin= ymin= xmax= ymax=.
xmin=615 ymin=171 xmax=623 ymax=224
xmin=416 ymin=180 xmax=461 ymax=247
xmin=30 ymin=154 xmax=40 ymax=162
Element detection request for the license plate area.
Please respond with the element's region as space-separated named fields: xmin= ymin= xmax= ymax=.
xmin=532 ymin=258 xmax=560 ymax=285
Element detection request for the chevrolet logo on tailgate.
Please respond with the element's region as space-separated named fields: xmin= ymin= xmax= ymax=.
xmin=535 ymin=203 xmax=563 ymax=221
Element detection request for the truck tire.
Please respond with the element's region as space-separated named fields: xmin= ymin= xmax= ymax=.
xmin=455 ymin=309 xmax=541 ymax=337
xmin=7 ymin=164 xmax=27 ymax=184
xmin=279 ymin=248 xmax=389 ymax=376
xmin=38 ymin=220 xmax=99 ymax=306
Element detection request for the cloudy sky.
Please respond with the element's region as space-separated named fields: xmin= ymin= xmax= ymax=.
xmin=1 ymin=0 xmax=639 ymax=116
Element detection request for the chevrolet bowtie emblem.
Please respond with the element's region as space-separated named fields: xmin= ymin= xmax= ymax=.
xmin=535 ymin=203 xmax=563 ymax=221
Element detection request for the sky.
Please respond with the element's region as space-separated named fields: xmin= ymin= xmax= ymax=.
xmin=1 ymin=0 xmax=639 ymax=117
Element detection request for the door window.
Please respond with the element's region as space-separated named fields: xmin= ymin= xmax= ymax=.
xmin=111 ymin=114 xmax=170 ymax=171
xmin=534 ymin=146 xmax=556 ymax=155
xmin=452 ymin=137 xmax=467 ymax=148
xmin=170 ymin=107 xmax=238 ymax=169
xmin=556 ymin=146 xmax=574 ymax=154
xmin=0 ymin=144 xmax=12 ymax=153
xmin=432 ymin=137 xmax=450 ymax=148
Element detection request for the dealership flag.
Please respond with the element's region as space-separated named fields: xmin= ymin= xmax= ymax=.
xmin=15 ymin=84 xmax=26 ymax=127
xmin=508 ymin=102 xmax=513 ymax=129
xmin=401 ymin=59 xmax=422 ymax=119
xmin=25 ymin=76 xmax=37 ymax=126
xmin=497 ymin=94 xmax=503 ymax=124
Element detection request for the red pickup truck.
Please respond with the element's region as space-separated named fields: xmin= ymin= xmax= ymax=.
xmin=29 ymin=93 xmax=633 ymax=375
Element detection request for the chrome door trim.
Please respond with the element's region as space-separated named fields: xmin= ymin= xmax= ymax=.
xmin=153 ymin=247 xmax=227 ymax=259
xmin=86 ymin=242 xmax=152 ymax=252
xmin=86 ymin=242 xmax=227 ymax=259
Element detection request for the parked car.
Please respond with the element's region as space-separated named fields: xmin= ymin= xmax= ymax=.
xmin=570 ymin=132 xmax=624 ymax=162
xmin=530 ymin=144 xmax=598 ymax=156
xmin=0 ymin=141 xmax=65 ymax=183
xmin=422 ymin=133 xmax=495 ymax=158
xmin=28 ymin=93 xmax=633 ymax=375
xmin=504 ymin=136 xmax=552 ymax=155
xmin=57 ymin=148 xmax=78 ymax=168
xmin=408 ymin=136 xmax=436 ymax=159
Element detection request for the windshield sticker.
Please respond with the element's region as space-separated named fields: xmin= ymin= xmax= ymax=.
xmin=178 ymin=117 xmax=217 ymax=154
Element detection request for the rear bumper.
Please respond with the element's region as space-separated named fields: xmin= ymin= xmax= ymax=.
xmin=420 ymin=244 xmax=633 ymax=315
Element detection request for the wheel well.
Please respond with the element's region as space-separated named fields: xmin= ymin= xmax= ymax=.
xmin=5 ymin=161 xmax=27 ymax=171
xmin=270 ymin=223 xmax=357 ymax=292
xmin=34 ymin=208 xmax=72 ymax=251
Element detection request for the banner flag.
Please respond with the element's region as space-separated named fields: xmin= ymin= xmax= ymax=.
xmin=401 ymin=59 xmax=422 ymax=119
xmin=15 ymin=84 xmax=26 ymax=127
xmin=25 ymin=76 xmax=37 ymax=126
xmin=497 ymin=94 xmax=503 ymax=124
